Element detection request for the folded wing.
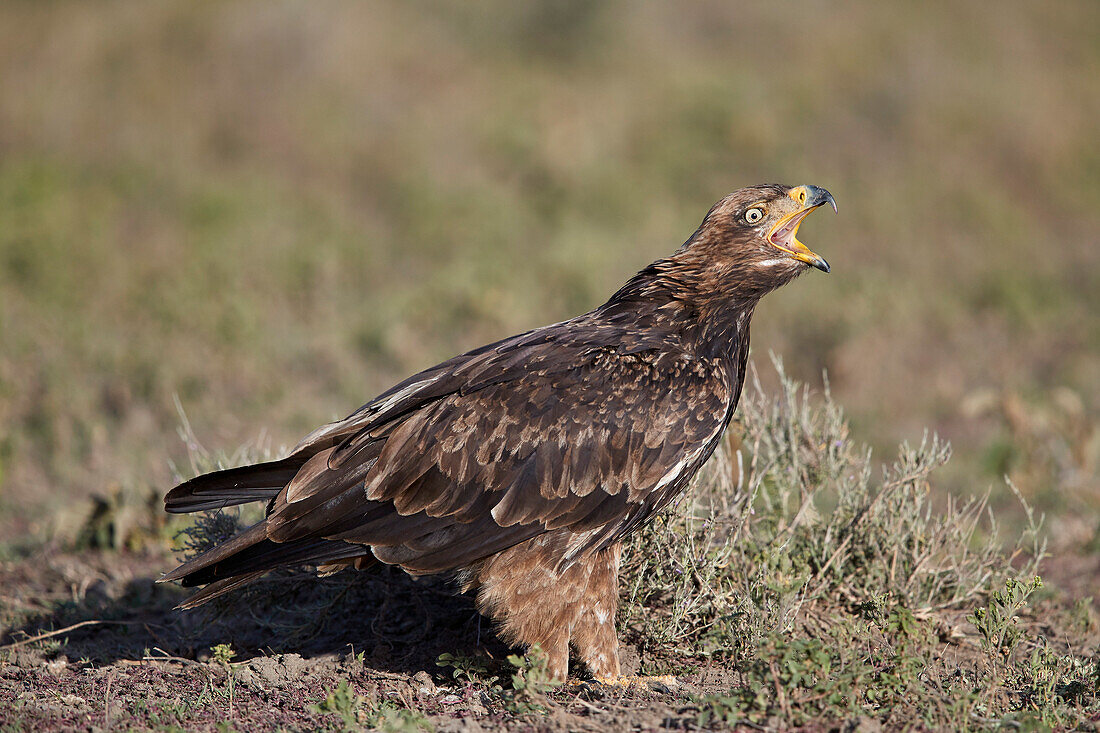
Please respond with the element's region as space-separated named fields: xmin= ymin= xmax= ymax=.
xmin=162 ymin=324 xmax=732 ymax=603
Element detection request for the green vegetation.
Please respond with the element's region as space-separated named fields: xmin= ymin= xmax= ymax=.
xmin=621 ymin=359 xmax=1043 ymax=663
xmin=310 ymin=679 xmax=434 ymax=733
xmin=437 ymin=645 xmax=559 ymax=716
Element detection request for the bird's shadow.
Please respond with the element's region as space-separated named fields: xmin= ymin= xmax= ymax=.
xmin=2 ymin=559 xmax=508 ymax=676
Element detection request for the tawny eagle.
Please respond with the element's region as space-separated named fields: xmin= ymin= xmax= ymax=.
xmin=161 ymin=183 xmax=835 ymax=680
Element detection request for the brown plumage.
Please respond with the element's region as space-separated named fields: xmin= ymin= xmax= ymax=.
xmin=161 ymin=183 xmax=835 ymax=680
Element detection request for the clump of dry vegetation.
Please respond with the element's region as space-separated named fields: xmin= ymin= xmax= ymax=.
xmin=620 ymin=361 xmax=1097 ymax=729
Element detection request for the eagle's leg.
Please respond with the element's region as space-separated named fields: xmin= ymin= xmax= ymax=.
xmin=568 ymin=544 xmax=621 ymax=679
xmin=468 ymin=534 xmax=622 ymax=681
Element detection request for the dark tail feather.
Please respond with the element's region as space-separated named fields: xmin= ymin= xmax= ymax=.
xmin=159 ymin=517 xmax=368 ymax=604
xmin=180 ymin=537 xmax=367 ymax=587
xmin=165 ymin=456 xmax=309 ymax=514
xmin=177 ymin=571 xmax=266 ymax=609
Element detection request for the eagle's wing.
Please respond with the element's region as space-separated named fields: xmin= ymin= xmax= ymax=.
xmin=163 ymin=324 xmax=733 ymax=592
xmin=163 ymin=325 xmax=573 ymax=514
xmin=266 ymin=338 xmax=731 ymax=573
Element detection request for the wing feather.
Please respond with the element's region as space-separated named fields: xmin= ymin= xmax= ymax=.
xmin=165 ymin=320 xmax=735 ymax=600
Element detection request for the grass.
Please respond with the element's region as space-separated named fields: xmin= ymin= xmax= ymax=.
xmin=615 ymin=362 xmax=1097 ymax=729
xmin=620 ymin=360 xmax=1044 ymax=668
xmin=309 ymin=678 xmax=435 ymax=733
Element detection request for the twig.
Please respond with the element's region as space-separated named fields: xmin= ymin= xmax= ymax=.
xmin=0 ymin=620 xmax=135 ymax=651
xmin=137 ymin=654 xmax=206 ymax=669
xmin=812 ymin=468 xmax=930 ymax=582
xmin=104 ymin=671 xmax=113 ymax=730
xmin=369 ymin=669 xmax=421 ymax=681
xmin=768 ymin=659 xmax=792 ymax=722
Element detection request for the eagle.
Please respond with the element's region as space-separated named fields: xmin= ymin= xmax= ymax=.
xmin=161 ymin=183 xmax=835 ymax=681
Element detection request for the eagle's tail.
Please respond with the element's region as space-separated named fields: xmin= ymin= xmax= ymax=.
xmin=164 ymin=457 xmax=309 ymax=514
xmin=161 ymin=456 xmax=370 ymax=608
xmin=158 ymin=517 xmax=369 ymax=608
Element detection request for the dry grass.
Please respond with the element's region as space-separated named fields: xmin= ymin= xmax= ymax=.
xmin=622 ymin=360 xmax=1040 ymax=658
xmin=618 ymin=363 xmax=1095 ymax=729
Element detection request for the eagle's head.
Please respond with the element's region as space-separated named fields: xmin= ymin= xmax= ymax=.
xmin=685 ymin=183 xmax=835 ymax=297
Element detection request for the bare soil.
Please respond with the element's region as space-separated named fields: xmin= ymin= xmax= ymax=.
xmin=0 ymin=548 xmax=743 ymax=731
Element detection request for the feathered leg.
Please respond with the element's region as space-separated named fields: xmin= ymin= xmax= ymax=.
xmin=467 ymin=534 xmax=621 ymax=681
xmin=568 ymin=544 xmax=621 ymax=679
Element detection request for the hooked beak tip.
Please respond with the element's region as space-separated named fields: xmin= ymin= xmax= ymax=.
xmin=801 ymin=185 xmax=836 ymax=214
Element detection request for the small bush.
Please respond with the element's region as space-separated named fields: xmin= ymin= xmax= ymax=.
xmin=623 ymin=359 xmax=1100 ymax=728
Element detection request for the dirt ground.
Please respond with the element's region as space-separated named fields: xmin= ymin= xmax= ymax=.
xmin=2 ymin=544 xmax=1097 ymax=732
xmin=0 ymin=547 xmax=748 ymax=731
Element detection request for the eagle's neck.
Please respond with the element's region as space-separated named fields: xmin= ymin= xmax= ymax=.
xmin=599 ymin=258 xmax=759 ymax=363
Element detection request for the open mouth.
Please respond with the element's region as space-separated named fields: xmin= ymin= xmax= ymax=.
xmin=766 ymin=187 xmax=834 ymax=273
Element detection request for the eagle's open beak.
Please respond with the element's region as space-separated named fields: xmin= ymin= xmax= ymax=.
xmin=767 ymin=185 xmax=835 ymax=273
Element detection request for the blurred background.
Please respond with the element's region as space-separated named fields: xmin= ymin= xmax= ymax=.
xmin=0 ymin=1 xmax=1097 ymax=556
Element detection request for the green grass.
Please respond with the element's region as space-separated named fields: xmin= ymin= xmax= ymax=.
xmin=309 ymin=679 xmax=435 ymax=733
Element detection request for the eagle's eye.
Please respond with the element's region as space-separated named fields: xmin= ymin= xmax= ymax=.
xmin=744 ymin=207 xmax=765 ymax=224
